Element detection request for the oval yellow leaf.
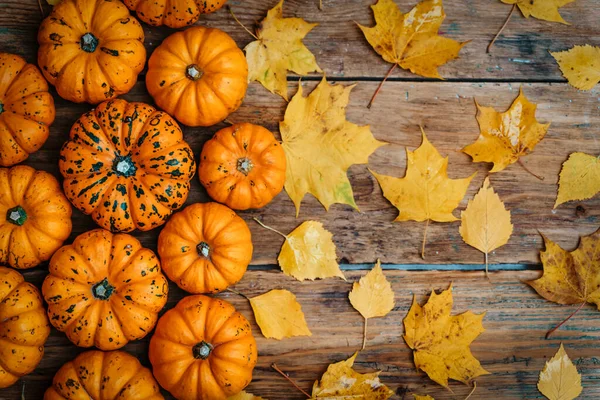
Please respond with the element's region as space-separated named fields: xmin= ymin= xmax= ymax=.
xmin=538 ymin=344 xmax=582 ymax=400
xmin=228 ymin=391 xmax=266 ymax=400
xmin=555 ymin=152 xmax=600 ymax=207
xmin=552 ymin=45 xmax=600 ymax=90
xmin=249 ymin=289 xmax=312 ymax=340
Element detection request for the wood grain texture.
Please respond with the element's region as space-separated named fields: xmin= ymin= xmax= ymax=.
xmin=2 ymin=270 xmax=600 ymax=399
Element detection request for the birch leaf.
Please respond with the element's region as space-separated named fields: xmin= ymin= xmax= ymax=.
xmin=552 ymin=45 xmax=600 ymax=90
xmin=538 ymin=344 xmax=582 ymax=400
xmin=501 ymin=0 xmax=575 ymax=24
xmin=249 ymin=289 xmax=312 ymax=340
xmin=555 ymin=152 xmax=600 ymax=207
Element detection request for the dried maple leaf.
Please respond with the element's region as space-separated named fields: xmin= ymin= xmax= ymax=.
xmin=228 ymin=392 xmax=266 ymax=400
xmin=311 ymin=352 xmax=394 ymax=399
xmin=371 ymin=128 xmax=474 ymax=258
xmin=349 ymin=260 xmax=395 ymax=349
xmin=403 ymin=284 xmax=489 ymax=387
xmin=501 ymin=0 xmax=575 ymax=24
xmin=249 ymin=289 xmax=312 ymax=340
xmin=555 ymin=152 xmax=600 ymax=207
xmin=358 ymin=0 xmax=466 ymax=79
xmin=538 ymin=344 xmax=582 ymax=400
xmin=281 ymin=77 xmax=386 ymax=216
xmin=460 ymin=177 xmax=513 ymax=273
xmin=245 ymin=0 xmax=321 ymax=100
xmin=552 ymin=45 xmax=600 ymax=90
xmin=463 ymin=88 xmax=550 ymax=174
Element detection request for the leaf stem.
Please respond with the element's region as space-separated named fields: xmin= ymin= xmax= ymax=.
xmin=271 ymin=364 xmax=311 ymax=398
xmin=517 ymin=159 xmax=545 ymax=180
xmin=361 ymin=317 xmax=368 ymax=350
xmin=228 ymin=5 xmax=258 ymax=40
xmin=465 ymin=381 xmax=477 ymax=400
xmin=367 ymin=64 xmax=397 ymax=109
xmin=253 ymin=217 xmax=288 ymax=239
xmin=319 ymin=0 xmax=323 ymax=10
xmin=485 ymin=251 xmax=489 ymax=276
xmin=37 ymin=0 xmax=44 ymax=17
xmin=421 ymin=219 xmax=430 ymax=259
xmin=487 ymin=4 xmax=515 ymax=53
xmin=226 ymin=288 xmax=251 ymax=301
xmin=546 ymin=302 xmax=586 ymax=339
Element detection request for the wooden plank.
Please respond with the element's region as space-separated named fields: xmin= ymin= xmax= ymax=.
xmin=3 ymin=270 xmax=600 ymax=399
xmin=14 ymin=80 xmax=600 ymax=265
xmin=1 ymin=0 xmax=599 ymax=81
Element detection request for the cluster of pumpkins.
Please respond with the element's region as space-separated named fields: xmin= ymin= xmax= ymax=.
xmin=0 ymin=0 xmax=287 ymax=398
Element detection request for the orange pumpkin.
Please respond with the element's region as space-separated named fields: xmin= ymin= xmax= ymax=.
xmin=59 ymin=99 xmax=195 ymax=232
xmin=44 ymin=350 xmax=164 ymax=400
xmin=146 ymin=26 xmax=248 ymax=127
xmin=0 ymin=267 xmax=50 ymax=388
xmin=149 ymin=295 xmax=257 ymax=400
xmin=42 ymin=229 xmax=168 ymax=350
xmin=0 ymin=165 xmax=72 ymax=269
xmin=38 ymin=0 xmax=146 ymax=104
xmin=124 ymin=0 xmax=226 ymax=28
xmin=199 ymin=123 xmax=286 ymax=210
xmin=0 ymin=53 xmax=55 ymax=167
xmin=158 ymin=202 xmax=253 ymax=294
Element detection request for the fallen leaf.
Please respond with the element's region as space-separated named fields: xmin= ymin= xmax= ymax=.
xmin=551 ymin=45 xmax=600 ymax=91
xmin=538 ymin=344 xmax=582 ymax=400
xmin=281 ymin=77 xmax=386 ymax=216
xmin=460 ymin=177 xmax=513 ymax=273
xmin=413 ymin=396 xmax=435 ymax=400
xmin=371 ymin=128 xmax=474 ymax=257
xmin=249 ymin=289 xmax=312 ymax=340
xmin=403 ymin=284 xmax=489 ymax=387
xmin=463 ymin=88 xmax=550 ymax=173
xmin=501 ymin=0 xmax=575 ymax=24
xmin=349 ymin=260 xmax=395 ymax=349
xmin=358 ymin=0 xmax=467 ymax=79
xmin=555 ymin=152 xmax=600 ymax=207
xmin=245 ymin=0 xmax=321 ymax=100
xmin=277 ymin=220 xmax=345 ymax=281
xmin=312 ymin=352 xmax=394 ymax=399
xmin=228 ymin=391 xmax=266 ymax=400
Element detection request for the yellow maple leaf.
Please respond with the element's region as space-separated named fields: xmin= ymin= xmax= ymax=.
xmin=228 ymin=391 xmax=266 ymax=400
xmin=249 ymin=289 xmax=312 ymax=340
xmin=463 ymin=88 xmax=550 ymax=173
xmin=371 ymin=128 xmax=474 ymax=257
xmin=358 ymin=0 xmax=467 ymax=79
xmin=551 ymin=45 xmax=600 ymax=91
xmin=501 ymin=0 xmax=575 ymax=24
xmin=555 ymin=152 xmax=600 ymax=207
xmin=460 ymin=177 xmax=513 ymax=273
xmin=538 ymin=344 xmax=582 ymax=400
xmin=349 ymin=260 xmax=395 ymax=350
xmin=281 ymin=77 xmax=386 ymax=216
xmin=245 ymin=0 xmax=321 ymax=100
xmin=403 ymin=284 xmax=489 ymax=387
xmin=311 ymin=352 xmax=394 ymax=399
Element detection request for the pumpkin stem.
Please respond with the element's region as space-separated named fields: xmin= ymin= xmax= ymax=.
xmin=186 ymin=64 xmax=203 ymax=81
xmin=80 ymin=33 xmax=99 ymax=53
xmin=197 ymin=241 xmax=211 ymax=259
xmin=6 ymin=206 xmax=27 ymax=226
xmin=112 ymin=155 xmax=137 ymax=177
xmin=92 ymin=278 xmax=115 ymax=300
xmin=193 ymin=341 xmax=213 ymax=359
xmin=236 ymin=157 xmax=254 ymax=176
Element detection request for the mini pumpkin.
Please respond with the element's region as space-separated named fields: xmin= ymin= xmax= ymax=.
xmin=149 ymin=295 xmax=257 ymax=400
xmin=158 ymin=202 xmax=252 ymax=294
xmin=42 ymin=229 xmax=168 ymax=350
xmin=0 ymin=53 xmax=55 ymax=167
xmin=60 ymin=99 xmax=195 ymax=232
xmin=0 ymin=165 xmax=72 ymax=269
xmin=199 ymin=123 xmax=286 ymax=210
xmin=0 ymin=267 xmax=51 ymax=388
xmin=124 ymin=0 xmax=226 ymax=28
xmin=37 ymin=0 xmax=146 ymax=104
xmin=44 ymin=350 xmax=164 ymax=400
xmin=146 ymin=26 xmax=248 ymax=127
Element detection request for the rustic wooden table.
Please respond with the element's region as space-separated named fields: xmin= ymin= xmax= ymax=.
xmin=1 ymin=0 xmax=600 ymax=399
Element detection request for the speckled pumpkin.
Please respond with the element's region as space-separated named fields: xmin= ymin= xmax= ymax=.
xmin=42 ymin=229 xmax=168 ymax=350
xmin=0 ymin=53 xmax=55 ymax=167
xmin=124 ymin=0 xmax=226 ymax=28
xmin=149 ymin=295 xmax=257 ymax=400
xmin=146 ymin=26 xmax=248 ymax=127
xmin=0 ymin=165 xmax=72 ymax=269
xmin=44 ymin=350 xmax=164 ymax=400
xmin=0 ymin=267 xmax=50 ymax=388
xmin=59 ymin=99 xmax=195 ymax=232
xmin=199 ymin=123 xmax=286 ymax=210
xmin=157 ymin=202 xmax=252 ymax=294
xmin=37 ymin=0 xmax=146 ymax=104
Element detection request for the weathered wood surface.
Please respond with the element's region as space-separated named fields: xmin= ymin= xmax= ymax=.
xmin=2 ymin=270 xmax=600 ymax=400
xmin=1 ymin=0 xmax=599 ymax=81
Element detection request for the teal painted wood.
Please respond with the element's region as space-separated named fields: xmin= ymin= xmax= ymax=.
xmin=248 ymin=263 xmax=535 ymax=271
